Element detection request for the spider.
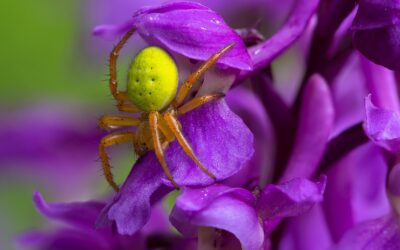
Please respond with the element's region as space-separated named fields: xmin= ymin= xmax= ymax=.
xmin=98 ymin=27 xmax=235 ymax=192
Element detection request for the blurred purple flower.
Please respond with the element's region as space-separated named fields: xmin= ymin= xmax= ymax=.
xmin=17 ymin=192 xmax=187 ymax=250
xmin=352 ymin=0 xmax=400 ymax=71
xmin=0 ymin=103 xmax=102 ymax=198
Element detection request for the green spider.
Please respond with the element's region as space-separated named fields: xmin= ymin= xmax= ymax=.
xmin=98 ymin=27 xmax=234 ymax=191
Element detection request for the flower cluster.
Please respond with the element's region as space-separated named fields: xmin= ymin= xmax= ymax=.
xmin=18 ymin=0 xmax=400 ymax=249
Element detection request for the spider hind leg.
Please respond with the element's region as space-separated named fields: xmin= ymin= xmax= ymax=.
xmin=99 ymin=132 xmax=135 ymax=192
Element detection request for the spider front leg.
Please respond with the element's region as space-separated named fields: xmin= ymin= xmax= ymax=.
xmin=149 ymin=112 xmax=179 ymax=189
xmin=177 ymin=93 xmax=225 ymax=115
xmin=163 ymin=112 xmax=216 ymax=179
xmin=173 ymin=42 xmax=235 ymax=107
xmin=109 ymin=27 xmax=136 ymax=105
xmin=99 ymin=132 xmax=135 ymax=192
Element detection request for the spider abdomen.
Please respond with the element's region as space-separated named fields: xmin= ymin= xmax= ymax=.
xmin=127 ymin=46 xmax=178 ymax=112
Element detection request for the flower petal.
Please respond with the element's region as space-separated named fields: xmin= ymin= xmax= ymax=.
xmin=225 ymin=86 xmax=275 ymax=187
xmin=331 ymin=53 xmax=368 ymax=136
xmin=94 ymin=1 xmax=252 ymax=70
xmin=324 ymin=142 xmax=390 ymax=241
xmin=334 ymin=214 xmax=400 ymax=250
xmin=33 ymin=192 xmax=105 ymax=230
xmin=360 ymin=56 xmax=400 ymax=112
xmin=364 ymin=95 xmax=400 ymax=153
xmin=352 ymin=0 xmax=400 ymax=70
xmin=389 ymin=163 xmax=400 ymax=196
xmin=257 ymin=176 xmax=326 ymax=220
xmin=99 ymin=100 xmax=253 ymax=235
xmin=243 ymin=0 xmax=319 ymax=75
xmin=279 ymin=205 xmax=333 ymax=250
xmin=170 ymin=184 xmax=264 ymax=250
xmin=281 ymin=74 xmax=334 ymax=181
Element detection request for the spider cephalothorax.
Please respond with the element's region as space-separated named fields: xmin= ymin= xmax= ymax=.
xmin=98 ymin=27 xmax=234 ymax=191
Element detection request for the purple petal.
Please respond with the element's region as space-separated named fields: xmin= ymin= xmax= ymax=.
xmin=94 ymin=1 xmax=252 ymax=70
xmin=352 ymin=0 xmax=400 ymax=70
xmin=281 ymin=74 xmax=334 ymax=181
xmin=361 ymin=55 xmax=400 ymax=112
xmin=163 ymin=100 xmax=254 ymax=185
xmin=324 ymin=142 xmax=390 ymax=241
xmin=33 ymin=192 xmax=105 ymax=230
xmin=243 ymin=0 xmax=318 ymax=76
xmin=279 ymin=205 xmax=333 ymax=250
xmin=99 ymin=100 xmax=253 ymax=235
xmin=331 ymin=53 xmax=368 ymax=136
xmin=352 ymin=0 xmax=400 ymax=30
xmin=257 ymin=176 xmax=326 ymax=220
xmin=17 ymin=230 xmax=106 ymax=250
xmin=334 ymin=214 xmax=400 ymax=250
xmin=225 ymin=86 xmax=275 ymax=186
xmin=364 ymin=95 xmax=400 ymax=153
xmin=389 ymin=163 xmax=400 ymax=196
xmin=171 ymin=184 xmax=264 ymax=250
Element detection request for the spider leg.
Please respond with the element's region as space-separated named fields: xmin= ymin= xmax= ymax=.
xmin=98 ymin=115 xmax=141 ymax=131
xmin=177 ymin=93 xmax=225 ymax=115
xmin=109 ymin=27 xmax=136 ymax=106
xmin=99 ymin=132 xmax=135 ymax=192
xmin=149 ymin=111 xmax=179 ymax=189
xmin=173 ymin=43 xmax=235 ymax=107
xmin=163 ymin=112 xmax=216 ymax=180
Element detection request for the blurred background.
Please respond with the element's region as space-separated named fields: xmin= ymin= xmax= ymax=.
xmin=0 ymin=0 xmax=297 ymax=249
xmin=0 ymin=1 xmax=137 ymax=249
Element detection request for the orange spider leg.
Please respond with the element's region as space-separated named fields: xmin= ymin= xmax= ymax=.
xmin=98 ymin=115 xmax=141 ymax=131
xmin=155 ymin=112 xmax=175 ymax=147
xmin=177 ymin=93 xmax=225 ymax=116
xmin=173 ymin=42 xmax=235 ymax=107
xmin=109 ymin=27 xmax=136 ymax=105
xmin=163 ymin=112 xmax=216 ymax=179
xmin=149 ymin=112 xmax=179 ymax=189
xmin=99 ymin=132 xmax=135 ymax=192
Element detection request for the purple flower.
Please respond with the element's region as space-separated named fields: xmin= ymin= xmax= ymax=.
xmin=17 ymin=192 xmax=181 ymax=250
xmin=334 ymin=214 xmax=400 ymax=250
xmin=19 ymin=0 xmax=400 ymax=248
xmin=94 ymin=1 xmax=255 ymax=236
xmin=352 ymin=0 xmax=400 ymax=70
xmin=167 ymin=73 xmax=332 ymax=249
xmin=94 ymin=1 xmax=252 ymax=71
xmin=98 ymin=100 xmax=253 ymax=235
xmin=0 ymin=103 xmax=102 ymax=198
xmin=170 ymin=177 xmax=326 ymax=250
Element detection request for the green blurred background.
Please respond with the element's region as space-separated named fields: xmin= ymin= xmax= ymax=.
xmin=0 ymin=1 xmax=136 ymax=249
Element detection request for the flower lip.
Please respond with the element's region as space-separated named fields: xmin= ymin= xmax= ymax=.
xmin=94 ymin=1 xmax=253 ymax=71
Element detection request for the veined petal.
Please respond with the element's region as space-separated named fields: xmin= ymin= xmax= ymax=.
xmin=94 ymin=1 xmax=252 ymax=70
xmin=171 ymin=184 xmax=264 ymax=250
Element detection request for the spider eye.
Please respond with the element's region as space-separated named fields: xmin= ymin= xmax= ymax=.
xmin=127 ymin=46 xmax=178 ymax=112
